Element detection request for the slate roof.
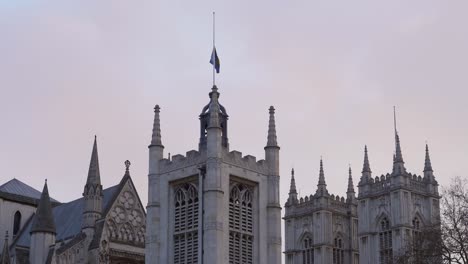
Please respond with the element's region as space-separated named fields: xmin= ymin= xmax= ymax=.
xmin=14 ymin=184 xmax=119 ymax=248
xmin=0 ymin=179 xmax=59 ymax=205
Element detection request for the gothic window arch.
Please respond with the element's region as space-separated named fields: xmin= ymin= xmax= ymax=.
xmin=412 ymin=217 xmax=422 ymax=245
xmin=13 ymin=211 xmax=21 ymax=236
xmin=229 ymin=182 xmax=253 ymax=264
xmin=173 ymin=182 xmax=199 ymax=264
xmin=333 ymin=237 xmax=344 ymax=264
xmin=302 ymin=235 xmax=314 ymax=264
xmin=379 ymin=217 xmax=393 ymax=264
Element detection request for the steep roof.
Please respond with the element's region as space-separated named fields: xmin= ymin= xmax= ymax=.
xmin=30 ymin=182 xmax=56 ymax=234
xmin=0 ymin=179 xmax=59 ymax=205
xmin=14 ymin=184 xmax=119 ymax=248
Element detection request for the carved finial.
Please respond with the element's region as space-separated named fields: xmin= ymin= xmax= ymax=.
xmin=266 ymin=106 xmax=278 ymax=147
xmin=125 ymin=160 xmax=131 ymax=174
xmin=362 ymin=145 xmax=371 ymax=173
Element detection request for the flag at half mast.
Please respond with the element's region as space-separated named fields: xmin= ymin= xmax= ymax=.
xmin=210 ymin=47 xmax=220 ymax=73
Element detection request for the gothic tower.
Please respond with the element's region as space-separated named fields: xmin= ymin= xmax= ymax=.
xmin=357 ymin=129 xmax=440 ymax=264
xmin=145 ymin=86 xmax=282 ymax=264
xmin=82 ymin=136 xmax=103 ymax=237
xmin=29 ymin=180 xmax=56 ymax=264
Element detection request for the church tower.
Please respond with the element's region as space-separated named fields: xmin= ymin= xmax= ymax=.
xmin=29 ymin=181 xmax=56 ymax=264
xmin=145 ymin=86 xmax=282 ymax=264
xmin=82 ymin=136 xmax=103 ymax=237
xmin=357 ymin=126 xmax=440 ymax=263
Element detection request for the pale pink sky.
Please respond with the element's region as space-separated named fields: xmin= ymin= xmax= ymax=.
xmin=1 ymin=0 xmax=467 ymax=231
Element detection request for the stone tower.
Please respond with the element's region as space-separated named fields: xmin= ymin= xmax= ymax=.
xmin=145 ymin=86 xmax=282 ymax=264
xmin=283 ymin=161 xmax=359 ymax=264
xmin=82 ymin=136 xmax=103 ymax=237
xmin=29 ymin=180 xmax=56 ymax=264
xmin=357 ymin=131 xmax=440 ymax=264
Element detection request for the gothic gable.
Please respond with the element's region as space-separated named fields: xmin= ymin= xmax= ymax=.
xmin=97 ymin=175 xmax=146 ymax=263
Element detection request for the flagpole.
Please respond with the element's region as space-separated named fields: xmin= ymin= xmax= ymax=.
xmin=212 ymin=11 xmax=216 ymax=86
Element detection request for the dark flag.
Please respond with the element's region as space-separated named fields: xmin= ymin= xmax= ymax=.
xmin=210 ymin=47 xmax=220 ymax=73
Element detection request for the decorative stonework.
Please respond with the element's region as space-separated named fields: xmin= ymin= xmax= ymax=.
xmin=105 ymin=182 xmax=146 ymax=246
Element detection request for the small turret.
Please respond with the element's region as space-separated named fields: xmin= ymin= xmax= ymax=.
xmin=82 ymin=136 xmax=103 ymax=233
xmin=150 ymin=105 xmax=164 ymax=148
xmin=1 ymin=232 xmax=10 ymax=264
xmin=316 ymin=158 xmax=328 ymax=196
xmin=265 ymin=106 xmax=280 ymax=176
xmin=199 ymin=86 xmax=229 ymax=151
xmin=31 ymin=181 xmax=56 ymax=235
xmin=347 ymin=166 xmax=356 ymax=200
xmin=30 ymin=180 xmax=56 ymax=264
xmin=288 ymin=168 xmax=297 ymax=204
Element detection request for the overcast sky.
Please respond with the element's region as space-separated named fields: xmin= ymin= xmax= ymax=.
xmin=1 ymin=0 xmax=467 ymax=246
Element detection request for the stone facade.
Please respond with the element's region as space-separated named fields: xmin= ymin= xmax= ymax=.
xmin=357 ymin=135 xmax=440 ymax=264
xmin=284 ymin=164 xmax=359 ymax=264
xmin=2 ymin=138 xmax=146 ymax=264
xmin=145 ymin=86 xmax=282 ymax=264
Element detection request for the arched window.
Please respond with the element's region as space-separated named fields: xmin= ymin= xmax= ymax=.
xmin=173 ymin=183 xmax=199 ymax=264
xmin=412 ymin=217 xmax=421 ymax=244
xmin=229 ymin=183 xmax=253 ymax=264
xmin=333 ymin=237 xmax=344 ymax=264
xmin=302 ymin=235 xmax=314 ymax=264
xmin=13 ymin=211 xmax=21 ymax=236
xmin=379 ymin=217 xmax=393 ymax=264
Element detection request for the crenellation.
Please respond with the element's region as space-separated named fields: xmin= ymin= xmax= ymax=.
xmin=223 ymin=150 xmax=268 ymax=174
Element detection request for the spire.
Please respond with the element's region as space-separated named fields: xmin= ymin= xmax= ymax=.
xmin=266 ymin=106 xmax=278 ymax=147
xmin=362 ymin=145 xmax=371 ymax=173
xmin=347 ymin=165 xmax=355 ymax=194
xmin=289 ymin=168 xmax=297 ymax=195
xmin=86 ymin=136 xmax=101 ymax=185
xmin=208 ymin=86 xmax=221 ymax=128
xmin=1 ymin=232 xmax=10 ymax=264
xmin=31 ymin=180 xmax=56 ymax=234
xmin=424 ymin=144 xmax=433 ymax=172
xmin=150 ymin=105 xmax=164 ymax=147
xmin=316 ymin=158 xmax=328 ymax=196
xmin=394 ymin=131 xmax=404 ymax=163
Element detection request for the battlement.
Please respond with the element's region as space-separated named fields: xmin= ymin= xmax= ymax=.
xmin=286 ymin=192 xmax=354 ymax=216
xmin=159 ymin=150 xmax=204 ymax=173
xmin=361 ymin=171 xmax=435 ymax=196
xmin=223 ymin=150 xmax=269 ymax=174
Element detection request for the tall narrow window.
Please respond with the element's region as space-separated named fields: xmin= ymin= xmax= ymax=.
xmin=229 ymin=183 xmax=253 ymax=264
xmin=333 ymin=237 xmax=344 ymax=264
xmin=302 ymin=235 xmax=314 ymax=264
xmin=13 ymin=211 xmax=21 ymax=236
xmin=412 ymin=217 xmax=421 ymax=246
xmin=379 ymin=218 xmax=393 ymax=264
xmin=173 ymin=183 xmax=199 ymax=264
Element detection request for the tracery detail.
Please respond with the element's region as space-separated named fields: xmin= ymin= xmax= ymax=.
xmin=229 ymin=183 xmax=253 ymax=264
xmin=379 ymin=218 xmax=393 ymax=264
xmin=173 ymin=182 xmax=199 ymax=264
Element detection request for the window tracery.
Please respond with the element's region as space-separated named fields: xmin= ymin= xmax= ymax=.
xmin=333 ymin=237 xmax=344 ymax=264
xmin=302 ymin=235 xmax=314 ymax=264
xmin=229 ymin=183 xmax=253 ymax=264
xmin=379 ymin=217 xmax=393 ymax=264
xmin=173 ymin=182 xmax=199 ymax=264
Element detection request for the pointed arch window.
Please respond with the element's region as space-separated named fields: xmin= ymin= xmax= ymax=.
xmin=13 ymin=211 xmax=21 ymax=236
xmin=173 ymin=182 xmax=199 ymax=264
xmin=379 ymin=217 xmax=393 ymax=264
xmin=333 ymin=237 xmax=344 ymax=264
xmin=229 ymin=183 xmax=253 ymax=264
xmin=412 ymin=217 xmax=421 ymax=245
xmin=302 ymin=235 xmax=314 ymax=264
